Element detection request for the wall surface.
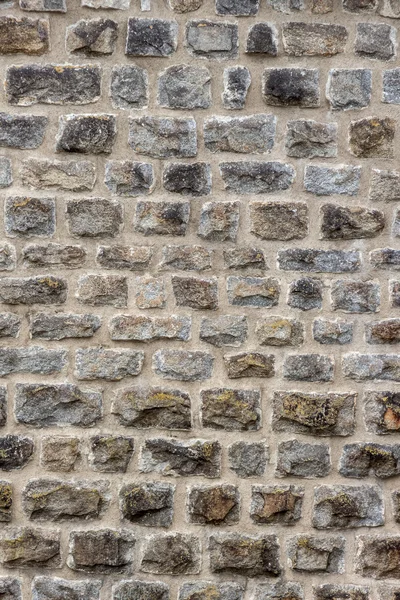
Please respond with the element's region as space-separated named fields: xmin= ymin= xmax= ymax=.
xmin=0 ymin=0 xmax=399 ymax=598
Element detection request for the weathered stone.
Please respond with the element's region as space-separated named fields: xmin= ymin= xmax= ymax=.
xmin=172 ymin=276 xmax=218 ymax=310
xmin=0 ymin=245 xmax=16 ymax=271
xmin=343 ymin=353 xmax=400 ymax=381
xmin=105 ymin=161 xmax=154 ymax=197
xmin=129 ymin=117 xmax=197 ymax=159
xmin=326 ymin=68 xmax=372 ymax=111
xmin=331 ymin=280 xmax=380 ymax=313
xmin=15 ymin=383 xmax=102 ymax=427
xmin=312 ymin=0 xmax=333 ymax=11
xmin=97 ymin=246 xmax=152 ymax=271
xmin=384 ymin=69 xmax=400 ymax=106
xmin=313 ymin=484 xmax=384 ymax=529
xmin=222 ymin=66 xmax=251 ymax=110
xmin=0 ymin=579 xmax=20 ymax=600
xmin=288 ymin=277 xmax=323 ymax=311
xmin=355 ymin=536 xmax=400 ymax=579
xmin=285 ymin=120 xmax=337 ymax=158
xmin=68 ymin=530 xmax=135 ymax=574
xmin=228 ymin=441 xmax=268 ymax=477
xmin=112 ymin=386 xmax=191 ymax=429
xmin=287 ymin=535 xmax=345 ymax=573
xmin=199 ymin=315 xmax=247 ymax=347
xmin=350 ymin=116 xmax=395 ymax=157
xmin=364 ymin=391 xmax=400 ymax=434
xmin=0 ymin=347 xmax=66 ymax=377
xmin=20 ymin=159 xmax=95 ymax=192
xmin=89 ymin=436 xmax=134 ymax=473
xmin=284 ymin=354 xmax=333 ymax=381
xmin=372 ymin=248 xmax=400 ymax=270
xmin=204 ymin=115 xmax=276 ymax=154
xmin=378 ymin=584 xmax=400 ymax=600
xmin=256 ymin=316 xmax=304 ymax=347
xmin=30 ymin=312 xmax=100 ymax=340
xmin=110 ymin=65 xmax=148 ymax=110
xmin=250 ymin=485 xmax=303 ymax=525
xmin=201 ymin=388 xmax=260 ymax=431
xmin=160 ymin=245 xmax=212 ymax=271
xmin=366 ymin=319 xmax=400 ymax=344
xmin=268 ymin=0 xmax=304 ymax=11
xmin=0 ymin=17 xmax=49 ymax=55
xmin=0 ymin=276 xmax=67 ymax=305
xmin=0 ymin=158 xmax=12 ymax=189
xmin=321 ymin=204 xmax=384 ymax=240
xmin=246 ymin=23 xmax=277 ymax=54
xmin=221 ymin=162 xmax=295 ymax=194
xmin=0 ymin=436 xmax=33 ymax=471
xmin=140 ymin=438 xmax=221 ymax=478
xmin=224 ymin=353 xmax=274 ymax=379
xmin=223 ymin=247 xmax=266 ymax=270
xmin=153 ymin=349 xmax=214 ymax=381
xmin=77 ymin=275 xmax=127 ymax=307
xmin=340 ymin=442 xmax=400 ymax=477
xmin=379 ymin=0 xmax=400 ymax=16
xmin=163 ymin=163 xmax=211 ymax=196
xmin=276 ymin=440 xmax=331 ymax=478
xmin=0 ymin=389 xmax=6 ymax=427
xmin=279 ymin=249 xmax=360 ymax=273
xmin=20 ymin=0 xmax=66 ymax=9
xmin=304 ymin=165 xmax=361 ymax=196
xmin=253 ymin=582 xmax=304 ymax=600
xmin=179 ymin=583 xmax=243 ymax=600
xmin=135 ymin=201 xmax=189 ymax=236
xmin=0 ymin=313 xmax=20 ymax=338
xmin=187 ymin=484 xmax=239 ymax=524
xmin=57 ymin=115 xmax=116 ymax=154
xmin=314 ymin=585 xmax=369 ymax=600
xmin=5 ymin=196 xmax=55 ymax=238
xmin=217 ymin=0 xmax=258 ymax=14
xmin=344 ymin=0 xmax=377 ymax=9
xmin=209 ymin=534 xmax=281 ymax=577
xmin=198 ymin=202 xmax=239 ymax=241
xmin=22 ymin=479 xmax=109 ymax=521
xmin=0 ymin=528 xmax=61 ymax=568
xmin=391 ymin=281 xmax=400 ymax=307
xmin=186 ymin=20 xmax=238 ymax=59
xmin=168 ymin=0 xmax=203 ymax=11
xmin=313 ymin=318 xmax=353 ymax=344
xmin=355 ymin=23 xmax=396 ymax=60
xmin=273 ymin=391 xmax=356 ymax=436
xmin=227 ymin=276 xmax=279 ymax=308
xmin=392 ymin=491 xmax=400 ymax=522
xmin=392 ymin=210 xmax=400 ymax=237
xmin=250 ymin=202 xmax=308 ymax=241
xmin=66 ymin=19 xmax=118 ymax=55
xmin=110 ymin=314 xmax=190 ymax=342
xmin=75 ymin=347 xmax=143 ymax=381
xmin=120 ymin=482 xmax=174 ymax=527
xmin=158 ymin=65 xmax=211 ymax=109
xmin=0 ymin=113 xmax=47 ymax=149
xmin=126 ymin=18 xmax=178 ymax=57
xmin=282 ymin=23 xmax=348 ymax=56
xmin=141 ymin=534 xmax=200 ymax=574
xmin=22 ymin=244 xmax=86 ymax=269
xmin=81 ymin=0 xmax=128 ymax=9
xmin=135 ymin=276 xmax=165 ymax=309
xmin=40 ymin=436 xmax=80 ymax=472
xmin=114 ymin=581 xmax=168 ymax=600
xmin=32 ymin=578 xmax=101 ymax=600
xmin=6 ymin=65 xmax=101 ymax=106
xmin=262 ymin=68 xmax=320 ymax=107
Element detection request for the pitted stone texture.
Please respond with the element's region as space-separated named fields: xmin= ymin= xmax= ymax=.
xmin=250 ymin=485 xmax=304 ymax=525
xmin=160 ymin=245 xmax=212 ymax=271
xmin=222 ymin=66 xmax=251 ymax=109
xmin=314 ymin=585 xmax=369 ymax=600
xmin=379 ymin=0 xmax=400 ymax=16
xmin=75 ymin=347 xmax=144 ymax=381
xmin=114 ymin=581 xmax=169 ymax=600
xmin=331 ymin=280 xmax=380 ymax=313
xmin=209 ymin=534 xmax=281 ymax=577
xmin=383 ymin=68 xmax=400 ymax=104
xmin=250 ymin=202 xmax=307 ymax=241
xmin=246 ymin=23 xmax=277 ymax=55
xmin=288 ymin=277 xmax=323 ymax=311
xmin=0 ymin=436 xmax=34 ymax=470
xmin=187 ymin=484 xmax=239 ymax=524
xmin=172 ymin=276 xmax=218 ymax=310
xmin=110 ymin=66 xmax=148 ymax=110
xmin=0 ymin=114 xmax=47 ymax=149
xmin=224 ymin=247 xmax=266 ymax=271
xmin=126 ymin=18 xmax=178 ymax=57
xmin=313 ymin=318 xmax=353 ymax=344
xmin=312 ymin=0 xmax=333 ymax=11
xmin=140 ymin=438 xmax=221 ymax=478
xmin=320 ymin=204 xmax=384 ymax=239
xmin=20 ymin=0 xmax=66 ymax=9
xmin=326 ymin=69 xmax=372 ymax=110
xmin=285 ymin=120 xmax=337 ymax=158
xmin=221 ymin=162 xmax=295 ymax=194
xmin=273 ymin=391 xmax=356 ymax=436
xmin=158 ymin=65 xmax=211 ymax=109
xmin=30 ymin=313 xmax=100 ymax=340
xmin=0 ymin=313 xmax=20 ymax=338
xmin=304 ymin=165 xmax=361 ymax=196
xmin=343 ymin=353 xmax=400 ymax=381
xmin=179 ymin=583 xmax=243 ymax=600
xmin=112 ymin=386 xmax=191 ymax=429
xmin=287 ymin=535 xmax=345 ymax=573
xmin=256 ymin=316 xmax=304 ymax=347
xmin=129 ymin=117 xmax=197 ymax=159
xmin=216 ymin=0 xmax=259 ymax=14
xmin=168 ymin=0 xmax=203 ymax=10
xmin=0 ymin=347 xmax=66 ymax=377
xmin=282 ymin=23 xmax=348 ymax=56
xmin=66 ymin=19 xmax=118 ymax=55
xmin=89 ymin=436 xmax=134 ymax=473
xmin=163 ymin=163 xmax=211 ymax=196
xmin=40 ymin=437 xmax=80 ymax=472
xmin=227 ymin=276 xmax=279 ymax=308
xmin=355 ymin=536 xmax=400 ymax=579
xmin=20 ymin=159 xmax=96 ymax=192
xmin=284 ymin=353 xmax=333 ymax=381
xmin=0 ymin=245 xmax=16 ymax=271
xmin=56 ymin=115 xmax=116 ymax=154
xmin=201 ymin=388 xmax=261 ymax=431
xmin=0 ymin=388 xmax=6 ymax=426
xmin=0 ymin=17 xmax=49 ymax=55
xmin=253 ymin=583 xmax=304 ymax=600
xmin=268 ymin=0 xmax=305 ymax=11
xmin=378 ymin=585 xmax=400 ymax=600
xmin=105 ymin=161 xmax=154 ymax=197
xmin=135 ymin=201 xmax=189 ymax=236
xmin=228 ymin=441 xmax=268 ymax=477
xmin=204 ymin=115 xmax=276 ymax=154
xmin=77 ymin=275 xmax=127 ymax=307
xmin=349 ymin=116 xmax=395 ymax=158
xmin=279 ymin=249 xmax=360 ymax=273
xmin=135 ymin=276 xmax=166 ymax=309
xmin=97 ymin=246 xmax=152 ymax=271
xmin=344 ymin=0 xmax=377 ymax=9
xmin=276 ymin=440 xmax=331 ymax=478
xmin=120 ymin=482 xmax=174 ymax=527
xmin=0 ymin=158 xmax=12 ymax=189
xmin=6 ymin=65 xmax=101 ymax=106
xmin=372 ymin=248 xmax=400 ymax=270
xmin=312 ymin=484 xmax=384 ymax=529
xmin=68 ymin=529 xmax=135 ymax=574
xmin=339 ymin=442 xmax=400 ymax=478
xmin=355 ymin=23 xmax=396 ymax=60
xmin=5 ymin=196 xmax=55 ymax=238
xmin=185 ymin=20 xmax=238 ymax=59
xmin=22 ymin=244 xmax=86 ymax=269
xmin=15 ymin=383 xmax=102 ymax=427
xmin=141 ymin=534 xmax=200 ymax=574
xmin=32 ymin=578 xmax=101 ymax=600
xmin=110 ymin=314 xmax=190 ymax=342
xmin=262 ymin=68 xmax=320 ymax=107
xmin=0 ymin=528 xmax=61 ymax=568
xmin=366 ymin=318 xmax=400 ymax=344
xmin=0 ymin=484 xmax=12 ymax=522
xmin=364 ymin=391 xmax=400 ymax=434
xmin=224 ymin=353 xmax=274 ymax=378
xmin=198 ymin=202 xmax=239 ymax=242
xmin=200 ymin=315 xmax=247 ymax=347
xmin=153 ymin=349 xmax=214 ymax=381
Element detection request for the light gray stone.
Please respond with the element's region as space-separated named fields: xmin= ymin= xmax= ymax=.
xmin=75 ymin=348 xmax=144 ymax=381
xmin=158 ymin=65 xmax=211 ymax=109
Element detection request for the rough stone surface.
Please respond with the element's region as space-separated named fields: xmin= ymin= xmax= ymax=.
xmin=57 ymin=115 xmax=116 ymax=154
xmin=153 ymin=349 xmax=214 ymax=381
xmin=331 ymin=280 xmax=380 ymax=313
xmin=20 ymin=159 xmax=96 ymax=192
xmin=312 ymin=484 xmax=384 ymax=529
xmin=201 ymin=388 xmax=261 ymax=430
xmin=288 ymin=277 xmax=323 ymax=311
xmin=105 ymin=161 xmax=154 ymax=197
xmin=285 ymin=120 xmax=337 ymax=158
xmin=262 ymin=68 xmax=320 ymax=107
xmin=89 ymin=436 xmax=134 ymax=473
xmin=0 ymin=17 xmax=49 ymax=55
xmin=140 ymin=438 xmax=221 ymax=478
xmin=0 ymin=114 xmax=47 ymax=149
xmin=185 ymin=20 xmax=238 ymax=59
xmin=364 ymin=391 xmax=400 ymax=434
xmin=227 ymin=276 xmax=280 ymax=307
xmin=276 ymin=440 xmax=331 ymax=478
xmin=68 ymin=530 xmax=135 ymax=574
xmin=327 ymin=69 xmax=372 ymax=110
xmin=304 ymin=165 xmax=361 ymax=196
xmin=32 ymin=578 xmax=101 ymax=600
xmin=110 ymin=66 xmax=148 ymax=110
xmin=129 ymin=117 xmax=197 ymax=159
xmin=0 ymin=528 xmax=61 ymax=568
xmin=349 ymin=116 xmax=395 ymax=158
xmin=250 ymin=202 xmax=308 ymax=240
xmin=355 ymin=23 xmax=396 ymax=60
xmin=250 ymin=485 xmax=304 ymax=525
xmin=120 ymin=482 xmax=174 ymax=527
xmin=287 ymin=535 xmax=345 ymax=573
xmin=222 ymin=66 xmax=251 ymax=109
xmin=204 ymin=115 xmax=275 ymax=154
xmin=320 ymin=204 xmax=384 ymax=239
xmin=209 ymin=534 xmax=281 ymax=577
xmin=221 ymin=162 xmax=295 ymax=194
xmin=355 ymin=536 xmax=400 ymax=579
xmin=126 ymin=18 xmax=178 ymax=57
xmin=30 ymin=312 xmax=100 ymax=340
xmin=246 ymin=23 xmax=277 ymax=55
xmin=278 ymin=249 xmax=360 ymax=273
xmin=187 ymin=484 xmax=239 ymax=524
xmin=228 ymin=441 xmax=268 ymax=477
xmin=66 ymin=19 xmax=118 ymax=55
xmin=282 ymin=23 xmax=348 ymax=56
xmin=163 ymin=163 xmax=211 ymax=196
xmin=75 ymin=347 xmax=144 ymax=381
xmin=158 ymin=65 xmax=211 ymax=109
xmin=5 ymin=196 xmax=55 ymax=238
xmin=224 ymin=352 xmax=274 ymax=378
xmin=141 ymin=534 xmax=200 ymax=574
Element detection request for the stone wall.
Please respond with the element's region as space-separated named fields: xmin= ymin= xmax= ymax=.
xmin=0 ymin=0 xmax=399 ymax=598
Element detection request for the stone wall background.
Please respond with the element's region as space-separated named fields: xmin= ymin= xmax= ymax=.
xmin=0 ymin=0 xmax=400 ymax=598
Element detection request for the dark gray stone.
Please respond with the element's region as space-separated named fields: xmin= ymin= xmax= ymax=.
xmin=222 ymin=66 xmax=251 ymax=109
xmin=140 ymin=438 xmax=221 ymax=478
xmin=262 ymin=68 xmax=320 ymax=107
xmin=204 ymin=114 xmax=276 ymax=154
xmin=0 ymin=158 xmax=12 ymax=189
xmin=314 ymin=585 xmax=369 ymax=600
xmin=0 ymin=347 xmax=66 ymax=377
xmin=228 ymin=441 xmax=268 ymax=477
xmin=250 ymin=202 xmax=308 ymax=240
xmin=343 ymin=353 xmax=400 ymax=381
xmin=22 ymin=244 xmax=86 ymax=269
xmin=75 ymin=348 xmax=144 ymax=381
xmin=283 ymin=354 xmax=334 ymax=381
xmin=0 ymin=485 xmax=13 ymax=522
xmin=68 ymin=530 xmax=135 ymax=574
xmin=278 ymin=249 xmax=361 ymax=273
xmin=223 ymin=247 xmax=266 ymax=270
xmin=77 ymin=275 xmax=127 ymax=307
xmin=313 ymin=319 xmax=353 ymax=344
xmin=0 ymin=528 xmax=61 ymax=568
xmin=327 ymin=69 xmax=372 ymax=110
xmin=285 ymin=120 xmax=337 ymax=158
xmin=220 ymin=162 xmax=295 ymax=194
xmin=355 ymin=23 xmax=396 ymax=60
xmin=179 ymin=582 xmax=243 ymax=600
xmin=66 ymin=19 xmax=118 ymax=55
xmin=288 ymin=277 xmax=323 ymax=311
xmin=216 ymin=0 xmax=258 ymax=14
xmin=30 ymin=312 xmax=100 ymax=340
xmin=56 ymin=114 xmax=116 ymax=154
xmin=141 ymin=534 xmax=200 ymax=575
xmin=253 ymin=582 xmax=304 ymax=600
xmin=246 ymin=23 xmax=277 ymax=54
xmin=89 ymin=436 xmax=134 ymax=473
xmin=113 ymin=581 xmax=168 ymax=600
xmin=331 ymin=280 xmax=380 ymax=313
xmin=320 ymin=204 xmax=384 ymax=239
xmin=200 ymin=315 xmax=247 ymax=347
xmin=0 ymin=313 xmax=20 ymax=338
xmin=135 ymin=201 xmax=189 ymax=236
xmin=287 ymin=535 xmax=345 ymax=573
xmin=0 ymin=113 xmax=47 ymax=149
xmin=0 ymin=436 xmax=34 ymax=470
xmin=129 ymin=117 xmax=197 ymax=159
xmin=32 ymin=578 xmax=101 ymax=600
xmin=172 ymin=276 xmax=218 ymax=309
xmin=187 ymin=484 xmax=239 ymax=524
xmin=198 ymin=201 xmax=239 ymax=241
xmin=224 ymin=352 xmax=274 ymax=378
xmin=185 ymin=20 xmax=238 ymax=59
xmin=349 ymin=117 xmax=395 ymax=157
xmin=158 ymin=65 xmax=211 ymax=109
xmin=120 ymin=482 xmax=174 ymax=527
xmin=0 ymin=276 xmax=67 ymax=305
xmin=355 ymin=536 xmax=400 ymax=579
xmin=97 ymin=246 xmax=152 ymax=271
xmin=371 ymin=248 xmax=400 ymax=270
xmin=201 ymin=388 xmax=261 ymax=431
xmin=209 ymin=534 xmax=281 ymax=577
xmin=5 ymin=196 xmax=55 ymax=238
xmin=160 ymin=245 xmax=212 ymax=271
xmin=339 ymin=442 xmax=400 ymax=478
xmin=163 ymin=163 xmax=211 ymax=196
xmin=126 ymin=18 xmax=178 ymax=57
xmin=383 ymin=68 xmax=400 ymax=104
xmin=110 ymin=65 xmax=148 ymax=109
